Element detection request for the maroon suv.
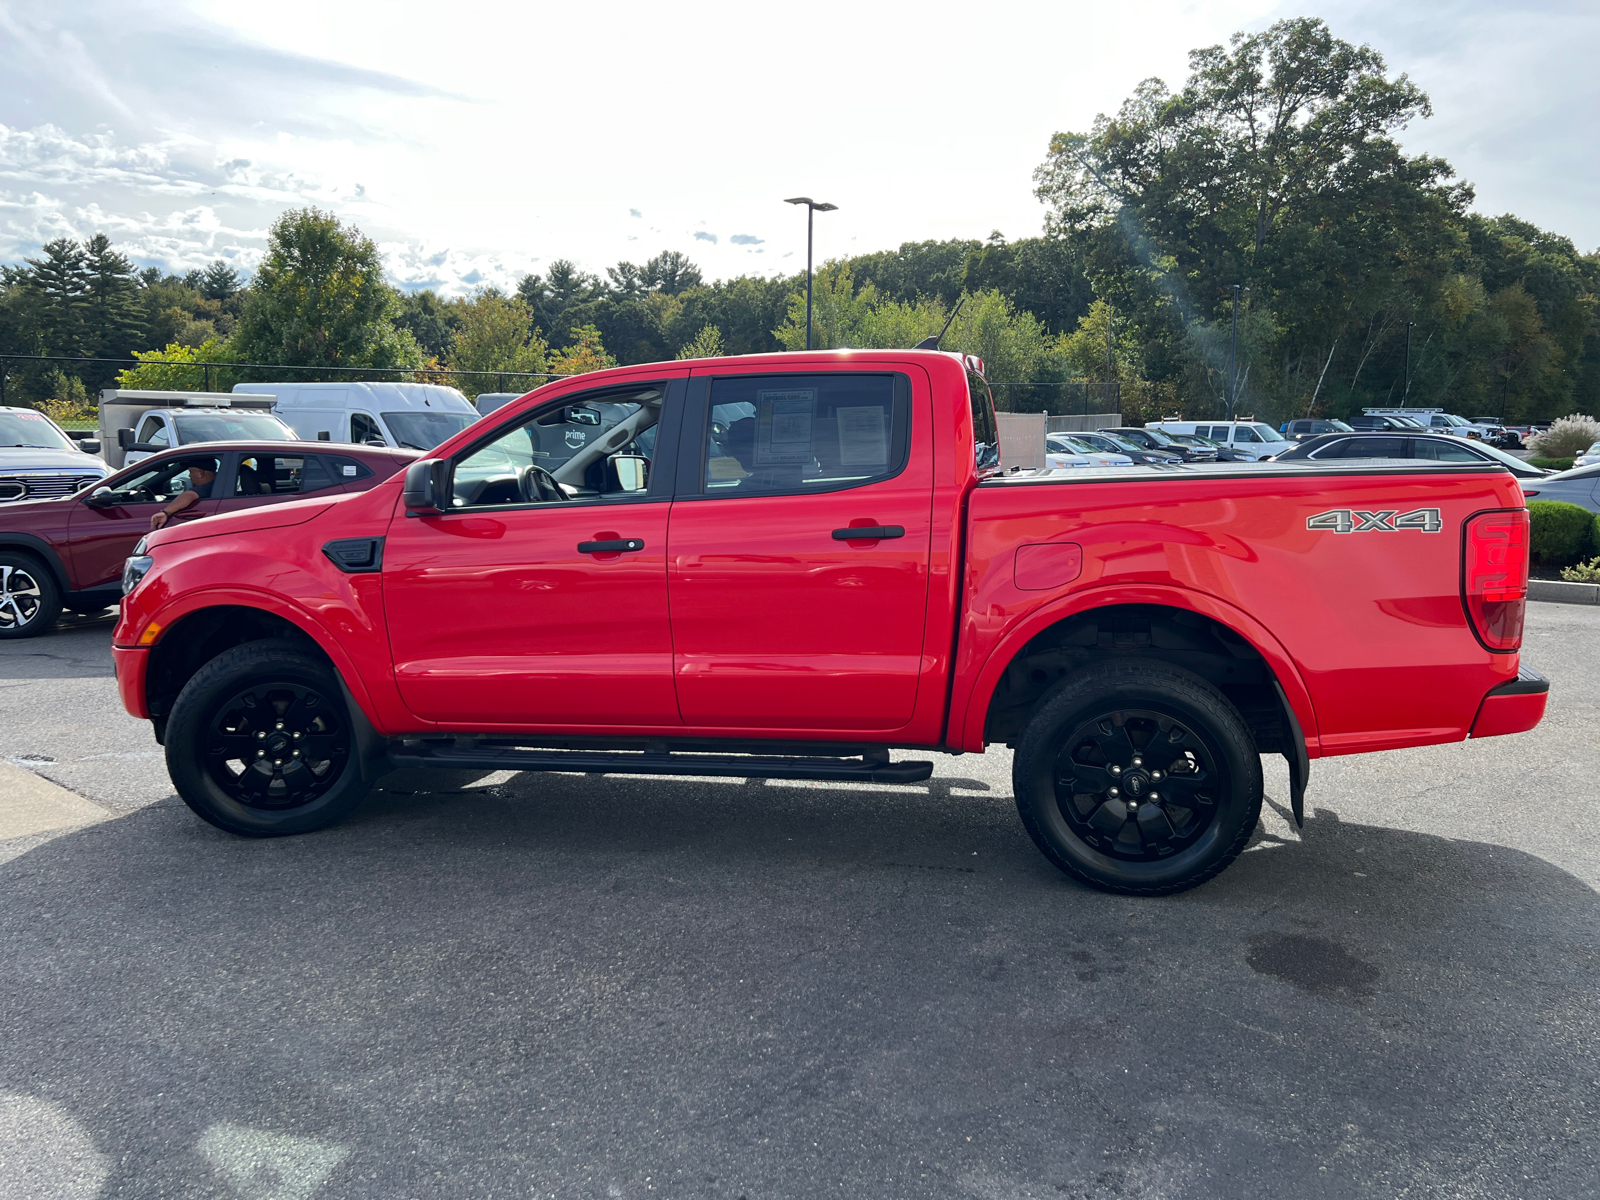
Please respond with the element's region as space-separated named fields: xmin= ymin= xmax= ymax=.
xmin=0 ymin=441 xmax=417 ymax=637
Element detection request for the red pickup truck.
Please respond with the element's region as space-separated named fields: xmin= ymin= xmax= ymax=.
xmin=113 ymin=351 xmax=1546 ymax=894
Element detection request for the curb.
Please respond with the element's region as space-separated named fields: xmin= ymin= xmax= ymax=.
xmin=1529 ymin=579 xmax=1600 ymax=606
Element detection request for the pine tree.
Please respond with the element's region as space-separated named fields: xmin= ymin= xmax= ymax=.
xmin=200 ymin=260 xmax=242 ymax=300
xmin=83 ymin=233 xmax=145 ymax=362
xmin=25 ymin=238 xmax=90 ymax=355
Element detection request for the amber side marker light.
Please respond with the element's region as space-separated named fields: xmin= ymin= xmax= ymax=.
xmin=136 ymin=620 xmax=164 ymax=646
xmin=1462 ymin=510 xmax=1529 ymax=652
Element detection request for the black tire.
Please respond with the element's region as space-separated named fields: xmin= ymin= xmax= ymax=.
xmin=1012 ymin=661 xmax=1262 ymax=896
xmin=165 ymin=641 xmax=373 ymax=837
xmin=0 ymin=551 xmax=62 ymax=639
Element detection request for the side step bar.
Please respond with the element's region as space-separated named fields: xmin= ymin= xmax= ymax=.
xmin=387 ymin=742 xmax=935 ymax=785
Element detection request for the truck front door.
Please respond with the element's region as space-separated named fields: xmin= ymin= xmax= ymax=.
xmin=666 ymin=368 xmax=933 ymax=732
xmin=382 ymin=379 xmax=683 ymax=728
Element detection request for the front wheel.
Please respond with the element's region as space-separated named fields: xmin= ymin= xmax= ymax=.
xmin=0 ymin=552 xmax=62 ymax=639
xmin=1012 ymin=662 xmax=1262 ymax=895
xmin=165 ymin=641 xmax=374 ymax=837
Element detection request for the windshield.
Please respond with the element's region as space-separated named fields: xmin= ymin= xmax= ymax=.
xmin=1327 ymin=419 xmax=1354 ymax=432
xmin=1140 ymin=428 xmax=1182 ymax=446
xmin=1440 ymin=414 xmax=1471 ymax=427
xmin=1055 ymin=435 xmax=1105 ymax=454
xmin=0 ymin=411 xmax=77 ymax=451
xmin=1472 ymin=441 xmax=1546 ymax=472
xmin=1097 ymin=434 xmax=1147 ymax=454
xmin=1249 ymin=423 xmax=1288 ymax=443
xmin=174 ymin=413 xmax=297 ymax=442
xmin=381 ymin=410 xmax=474 ymax=451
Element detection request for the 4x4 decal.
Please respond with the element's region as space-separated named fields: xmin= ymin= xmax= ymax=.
xmin=1307 ymin=508 xmax=1443 ymax=534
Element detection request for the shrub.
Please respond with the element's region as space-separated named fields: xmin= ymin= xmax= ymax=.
xmin=1529 ymin=413 xmax=1600 ymax=459
xmin=1528 ymin=500 xmax=1598 ymax=566
xmin=1528 ymin=456 xmax=1576 ymax=471
xmin=1561 ymin=557 xmax=1600 ymax=583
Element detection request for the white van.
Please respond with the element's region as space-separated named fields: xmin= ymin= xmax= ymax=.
xmin=1144 ymin=419 xmax=1289 ymax=462
xmin=231 ymin=382 xmax=480 ymax=451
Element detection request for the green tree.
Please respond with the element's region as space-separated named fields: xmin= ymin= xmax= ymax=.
xmin=676 ymin=323 xmax=725 ymax=359
xmin=25 ymin=238 xmax=91 ymax=356
xmin=444 ymin=290 xmax=548 ymax=397
xmin=231 ymin=207 xmax=419 ymax=377
xmin=83 ymin=234 xmax=145 ymax=366
xmin=547 ymin=324 xmax=617 ymax=376
xmin=116 ymin=339 xmax=238 ymax=391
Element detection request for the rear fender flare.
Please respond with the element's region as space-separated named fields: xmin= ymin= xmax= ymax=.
xmin=952 ymin=583 xmax=1320 ymax=756
xmin=141 ymin=586 xmax=386 ymax=733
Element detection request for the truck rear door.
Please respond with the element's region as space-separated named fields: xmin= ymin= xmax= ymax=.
xmin=665 ymin=366 xmax=934 ymax=731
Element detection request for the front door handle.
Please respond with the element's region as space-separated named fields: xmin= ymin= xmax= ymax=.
xmin=578 ymin=538 xmax=645 ymax=553
xmin=832 ymin=526 xmax=904 ymax=540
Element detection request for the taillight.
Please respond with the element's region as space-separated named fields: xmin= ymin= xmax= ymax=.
xmin=1462 ymin=509 xmax=1528 ymax=652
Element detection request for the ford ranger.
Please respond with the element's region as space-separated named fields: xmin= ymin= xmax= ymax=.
xmin=113 ymin=351 xmax=1547 ymax=894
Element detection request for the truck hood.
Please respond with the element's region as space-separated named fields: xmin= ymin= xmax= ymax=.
xmin=0 ymin=448 xmax=107 ymax=472
xmin=150 ymin=496 xmax=340 ymax=549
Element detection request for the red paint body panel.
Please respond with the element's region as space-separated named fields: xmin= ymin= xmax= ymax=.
xmin=1469 ymin=689 xmax=1548 ymax=738
xmin=108 ymin=349 xmax=1546 ymax=766
xmin=113 ymin=646 xmax=150 ymax=718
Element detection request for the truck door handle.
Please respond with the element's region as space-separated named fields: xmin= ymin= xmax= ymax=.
xmin=832 ymin=526 xmax=904 ymax=540
xmin=578 ymin=538 xmax=645 ymax=553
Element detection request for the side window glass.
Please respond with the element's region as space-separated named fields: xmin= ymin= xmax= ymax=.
xmin=1235 ymin=427 xmax=1261 ymax=443
xmin=351 ymin=413 xmax=384 ymax=445
xmin=701 ymin=373 xmax=908 ymax=496
xmin=325 ymin=456 xmax=372 ymax=483
xmin=137 ymin=416 xmax=169 ymax=447
xmin=451 ymin=385 xmax=663 ymax=508
xmin=108 ymin=458 xmax=208 ymax=502
xmin=1427 ymin=440 xmax=1479 ymax=462
xmin=965 ymin=366 xmax=998 ymax=472
xmin=234 ymin=456 xmax=314 ymax=495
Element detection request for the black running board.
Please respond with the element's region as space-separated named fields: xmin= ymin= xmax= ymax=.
xmin=387 ymin=742 xmax=935 ymax=784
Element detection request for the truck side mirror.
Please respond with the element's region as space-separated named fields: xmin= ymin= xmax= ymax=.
xmin=117 ymin=428 xmax=136 ymax=451
xmin=79 ymin=439 xmax=101 ymax=455
xmin=609 ymin=454 xmax=648 ymax=493
xmin=402 ymin=459 xmax=451 ymax=514
xmin=83 ymin=486 xmax=117 ymax=509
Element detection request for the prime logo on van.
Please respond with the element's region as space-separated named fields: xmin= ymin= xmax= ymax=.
xmin=1306 ymin=508 xmax=1443 ymax=533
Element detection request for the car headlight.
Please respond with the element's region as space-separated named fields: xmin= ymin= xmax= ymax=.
xmin=122 ymin=538 xmax=154 ymax=596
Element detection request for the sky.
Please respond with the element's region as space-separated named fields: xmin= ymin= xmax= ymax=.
xmin=1 ymin=0 xmax=1595 ymax=295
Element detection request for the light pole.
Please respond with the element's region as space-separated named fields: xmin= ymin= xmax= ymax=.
xmin=1227 ymin=284 xmax=1242 ymax=422
xmin=784 ymin=196 xmax=837 ymax=351
xmin=1404 ymin=321 xmax=1414 ymax=402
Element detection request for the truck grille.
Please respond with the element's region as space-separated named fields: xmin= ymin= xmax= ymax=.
xmin=0 ymin=473 xmax=102 ymax=502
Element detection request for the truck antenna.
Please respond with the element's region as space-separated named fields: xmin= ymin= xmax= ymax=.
xmin=914 ymin=297 xmax=965 ymax=351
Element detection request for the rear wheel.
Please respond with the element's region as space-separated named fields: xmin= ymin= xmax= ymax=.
xmin=0 ymin=552 xmax=62 ymax=639
xmin=165 ymin=641 xmax=373 ymax=837
xmin=1012 ymin=662 xmax=1262 ymax=895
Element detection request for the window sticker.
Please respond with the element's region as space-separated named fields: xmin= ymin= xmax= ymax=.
xmin=16 ymin=412 xmax=45 ymax=421
xmin=342 ymin=464 xmax=357 ymax=476
xmin=754 ymin=389 xmax=815 ymax=465
xmin=707 ymin=457 xmax=749 ymax=482
xmin=836 ymin=406 xmax=888 ymax=467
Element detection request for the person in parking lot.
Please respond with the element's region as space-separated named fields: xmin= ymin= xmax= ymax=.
xmin=149 ymin=458 xmax=219 ymax=530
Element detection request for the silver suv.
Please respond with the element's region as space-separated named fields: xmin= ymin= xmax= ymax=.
xmin=0 ymin=407 xmax=109 ymax=503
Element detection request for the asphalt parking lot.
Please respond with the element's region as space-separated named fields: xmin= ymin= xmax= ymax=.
xmin=2 ymin=606 xmax=1598 ymax=1200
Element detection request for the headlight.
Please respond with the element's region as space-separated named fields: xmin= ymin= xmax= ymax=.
xmin=122 ymin=548 xmax=154 ymax=596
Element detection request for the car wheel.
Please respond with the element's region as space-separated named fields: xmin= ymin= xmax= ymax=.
xmin=1012 ymin=662 xmax=1263 ymax=895
xmin=165 ymin=641 xmax=374 ymax=837
xmin=0 ymin=552 xmax=63 ymax=639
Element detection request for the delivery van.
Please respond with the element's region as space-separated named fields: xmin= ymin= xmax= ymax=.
xmin=231 ymin=382 xmax=480 ymax=451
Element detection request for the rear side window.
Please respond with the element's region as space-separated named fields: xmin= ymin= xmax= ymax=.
xmin=700 ymin=373 xmax=909 ymax=496
xmin=1411 ymin=439 xmax=1481 ymax=463
xmin=966 ymin=364 xmax=999 ymax=472
xmin=1314 ymin=437 xmax=1406 ymax=459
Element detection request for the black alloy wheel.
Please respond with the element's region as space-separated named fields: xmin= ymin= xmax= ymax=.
xmin=165 ymin=641 xmax=374 ymax=836
xmin=1013 ymin=662 xmax=1263 ymax=895
xmin=204 ymin=681 xmax=351 ymax=810
xmin=0 ymin=553 xmax=62 ymax=639
xmin=1054 ymin=709 xmax=1218 ymax=861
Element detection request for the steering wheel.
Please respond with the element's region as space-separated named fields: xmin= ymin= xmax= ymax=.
xmin=517 ymin=464 xmax=568 ymax=503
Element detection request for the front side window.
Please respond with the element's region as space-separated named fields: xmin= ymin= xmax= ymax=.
xmin=137 ymin=416 xmax=169 ymax=447
xmin=1234 ymin=426 xmax=1261 ymax=443
xmin=451 ymin=386 xmax=662 ymax=508
xmin=100 ymin=456 xmax=220 ymax=503
xmin=351 ymin=412 xmax=384 ymax=445
xmin=699 ymin=373 xmax=908 ymax=496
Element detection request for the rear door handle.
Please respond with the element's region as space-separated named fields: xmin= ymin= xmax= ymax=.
xmin=578 ymin=538 xmax=645 ymax=553
xmin=832 ymin=526 xmax=904 ymax=540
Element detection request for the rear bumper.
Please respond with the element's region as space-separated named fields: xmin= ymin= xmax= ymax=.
xmin=1469 ymin=664 xmax=1548 ymax=739
xmin=113 ymin=646 xmax=151 ymax=719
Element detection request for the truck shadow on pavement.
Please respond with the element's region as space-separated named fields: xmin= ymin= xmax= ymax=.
xmin=1 ymin=775 xmax=1597 ymax=1200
